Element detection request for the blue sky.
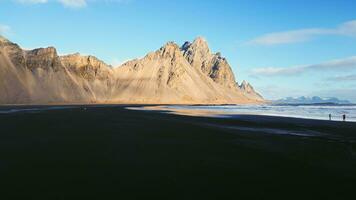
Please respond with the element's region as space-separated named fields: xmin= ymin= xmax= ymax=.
xmin=1 ymin=0 xmax=356 ymax=101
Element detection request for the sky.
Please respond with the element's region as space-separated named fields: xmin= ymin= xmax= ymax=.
xmin=1 ymin=0 xmax=356 ymax=102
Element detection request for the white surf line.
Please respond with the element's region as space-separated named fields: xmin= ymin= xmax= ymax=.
xmin=163 ymin=106 xmax=356 ymax=122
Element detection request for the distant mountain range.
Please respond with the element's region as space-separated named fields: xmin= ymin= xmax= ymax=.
xmin=0 ymin=36 xmax=263 ymax=104
xmin=273 ymin=96 xmax=351 ymax=105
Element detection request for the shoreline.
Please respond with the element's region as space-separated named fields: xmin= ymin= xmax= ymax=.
xmin=129 ymin=105 xmax=356 ymax=123
xmin=1 ymin=104 xmax=355 ymax=122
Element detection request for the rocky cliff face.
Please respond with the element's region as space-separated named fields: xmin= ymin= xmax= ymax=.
xmin=25 ymin=47 xmax=62 ymax=71
xmin=112 ymin=42 xmax=249 ymax=104
xmin=239 ymin=80 xmax=264 ymax=101
xmin=181 ymin=37 xmax=237 ymax=89
xmin=60 ymin=53 xmax=114 ymax=81
xmin=59 ymin=53 xmax=118 ymax=101
xmin=0 ymin=36 xmax=263 ymax=104
xmin=0 ymin=37 xmax=96 ymax=104
xmin=0 ymin=37 xmax=30 ymax=103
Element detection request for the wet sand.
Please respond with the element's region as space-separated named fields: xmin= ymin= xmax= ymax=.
xmin=0 ymin=105 xmax=355 ymax=199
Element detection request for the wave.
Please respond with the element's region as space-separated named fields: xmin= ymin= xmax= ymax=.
xmin=166 ymin=105 xmax=356 ymax=122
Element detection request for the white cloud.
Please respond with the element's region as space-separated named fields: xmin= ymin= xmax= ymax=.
xmin=248 ymin=20 xmax=356 ymax=45
xmin=250 ymin=56 xmax=356 ymax=77
xmin=13 ymin=0 xmax=130 ymax=8
xmin=251 ymin=56 xmax=356 ymax=76
xmin=15 ymin=0 xmax=48 ymax=4
xmin=57 ymin=0 xmax=87 ymax=8
xmin=327 ymin=74 xmax=356 ymax=81
xmin=0 ymin=24 xmax=11 ymax=36
xmin=250 ymin=66 xmax=306 ymax=76
xmin=337 ymin=20 xmax=356 ymax=36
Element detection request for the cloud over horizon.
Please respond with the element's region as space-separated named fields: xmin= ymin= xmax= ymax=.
xmin=248 ymin=20 xmax=356 ymax=45
xmin=327 ymin=74 xmax=356 ymax=81
xmin=255 ymin=83 xmax=356 ymax=102
xmin=250 ymin=56 xmax=356 ymax=77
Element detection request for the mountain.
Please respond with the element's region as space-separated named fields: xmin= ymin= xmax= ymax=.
xmin=273 ymin=96 xmax=351 ymax=105
xmin=0 ymin=35 xmax=264 ymax=104
xmin=0 ymin=37 xmax=91 ymax=104
xmin=60 ymin=53 xmax=117 ymax=101
xmin=239 ymin=80 xmax=264 ymax=101
xmin=181 ymin=37 xmax=237 ymax=89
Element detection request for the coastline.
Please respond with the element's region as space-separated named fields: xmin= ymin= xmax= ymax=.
xmin=130 ymin=104 xmax=356 ymax=122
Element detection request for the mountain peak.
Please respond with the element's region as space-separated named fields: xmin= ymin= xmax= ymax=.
xmin=192 ymin=36 xmax=210 ymax=53
xmin=60 ymin=53 xmax=113 ymax=82
xmin=0 ymin=36 xmax=20 ymax=49
xmin=239 ymin=80 xmax=264 ymax=101
xmin=240 ymin=80 xmax=252 ymax=90
xmin=0 ymin=35 xmax=10 ymax=43
xmin=29 ymin=47 xmax=57 ymax=54
xmin=193 ymin=36 xmax=208 ymax=45
xmin=180 ymin=37 xmax=239 ymax=88
xmin=161 ymin=41 xmax=180 ymax=49
xmin=241 ymin=80 xmax=248 ymax=86
xmin=181 ymin=37 xmax=210 ymax=54
xmin=60 ymin=53 xmax=110 ymax=69
xmin=158 ymin=42 xmax=182 ymax=58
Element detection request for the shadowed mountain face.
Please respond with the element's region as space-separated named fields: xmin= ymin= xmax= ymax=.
xmin=0 ymin=36 xmax=264 ymax=104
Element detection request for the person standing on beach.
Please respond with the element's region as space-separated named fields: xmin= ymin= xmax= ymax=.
xmin=343 ymin=114 xmax=346 ymax=122
xmin=329 ymin=114 xmax=332 ymax=121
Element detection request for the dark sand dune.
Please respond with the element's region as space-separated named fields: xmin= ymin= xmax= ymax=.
xmin=0 ymin=105 xmax=355 ymax=199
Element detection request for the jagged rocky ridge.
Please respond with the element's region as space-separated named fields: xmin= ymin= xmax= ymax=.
xmin=239 ymin=80 xmax=264 ymax=101
xmin=0 ymin=36 xmax=263 ymax=104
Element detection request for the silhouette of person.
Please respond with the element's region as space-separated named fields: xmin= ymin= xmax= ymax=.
xmin=343 ymin=114 xmax=346 ymax=122
xmin=329 ymin=114 xmax=332 ymax=121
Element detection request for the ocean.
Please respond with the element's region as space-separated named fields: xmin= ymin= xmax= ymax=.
xmin=166 ymin=104 xmax=356 ymax=122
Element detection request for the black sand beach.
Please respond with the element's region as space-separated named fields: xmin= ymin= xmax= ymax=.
xmin=0 ymin=105 xmax=355 ymax=199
